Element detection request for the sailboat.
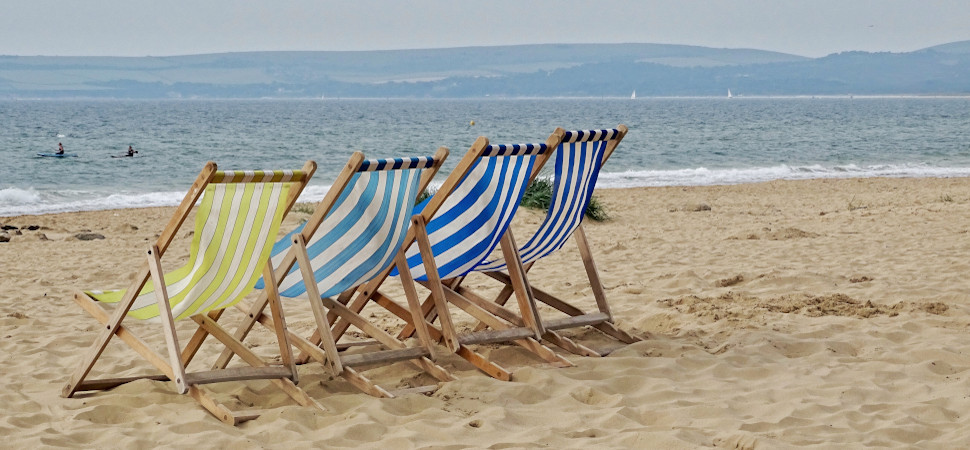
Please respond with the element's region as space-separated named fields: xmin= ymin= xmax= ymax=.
xmin=727 ymin=89 xmax=733 ymax=98
xmin=630 ymin=90 xmax=636 ymax=100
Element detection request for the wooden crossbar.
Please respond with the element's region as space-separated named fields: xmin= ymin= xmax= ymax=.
xmin=75 ymin=374 xmax=171 ymax=392
xmin=542 ymin=313 xmax=611 ymax=331
xmin=340 ymin=347 xmax=430 ymax=368
xmin=459 ymin=328 xmax=538 ymax=346
xmin=183 ymin=366 xmax=293 ymax=386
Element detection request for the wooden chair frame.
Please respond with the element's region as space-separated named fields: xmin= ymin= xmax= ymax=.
xmin=352 ymin=132 xmax=578 ymax=381
xmin=62 ymin=161 xmax=323 ymax=425
xmin=472 ymin=125 xmax=641 ymax=355
xmin=214 ymin=149 xmax=457 ymax=398
xmin=399 ymin=125 xmax=640 ymax=358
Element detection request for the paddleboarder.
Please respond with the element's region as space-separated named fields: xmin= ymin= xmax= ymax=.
xmin=57 ymin=143 xmax=64 ymax=155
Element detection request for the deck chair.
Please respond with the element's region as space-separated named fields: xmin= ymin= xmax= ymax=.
xmin=62 ymin=161 xmax=324 ymax=425
xmin=213 ymin=149 xmax=457 ymax=398
xmin=470 ymin=126 xmax=641 ymax=356
xmin=353 ymin=132 xmax=576 ymax=381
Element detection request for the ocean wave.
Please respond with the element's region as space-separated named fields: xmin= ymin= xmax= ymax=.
xmin=298 ymin=184 xmax=332 ymax=205
xmin=5 ymin=164 xmax=970 ymax=217
xmin=0 ymin=187 xmax=41 ymax=207
xmin=1 ymin=184 xmax=337 ymax=217
xmin=597 ymin=164 xmax=970 ymax=188
xmin=0 ymin=188 xmax=186 ymax=217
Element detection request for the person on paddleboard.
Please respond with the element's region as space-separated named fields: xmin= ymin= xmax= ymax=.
xmin=57 ymin=143 xmax=64 ymax=155
xmin=127 ymin=145 xmax=137 ymax=157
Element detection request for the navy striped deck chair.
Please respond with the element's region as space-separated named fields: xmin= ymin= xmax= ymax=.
xmin=473 ymin=125 xmax=641 ymax=356
xmin=62 ymin=161 xmax=323 ymax=425
xmin=215 ymin=150 xmax=455 ymax=398
xmin=354 ymin=132 xmax=575 ymax=381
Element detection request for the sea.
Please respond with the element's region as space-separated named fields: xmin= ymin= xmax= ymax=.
xmin=2 ymin=97 xmax=970 ymax=217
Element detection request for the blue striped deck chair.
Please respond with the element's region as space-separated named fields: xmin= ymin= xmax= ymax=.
xmin=62 ymin=161 xmax=323 ymax=425
xmin=354 ymin=132 xmax=575 ymax=381
xmin=472 ymin=125 xmax=641 ymax=356
xmin=215 ymin=150 xmax=456 ymax=398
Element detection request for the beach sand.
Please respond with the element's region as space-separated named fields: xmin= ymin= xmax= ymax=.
xmin=2 ymin=176 xmax=970 ymax=448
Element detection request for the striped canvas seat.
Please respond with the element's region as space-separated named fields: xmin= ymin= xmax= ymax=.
xmin=469 ymin=126 xmax=642 ymax=357
xmin=365 ymin=133 xmax=577 ymax=380
xmin=476 ymin=129 xmax=618 ymax=272
xmin=263 ymin=156 xmax=433 ymax=299
xmin=64 ymin=161 xmax=324 ymax=425
xmin=397 ymin=142 xmax=545 ymax=281
xmin=217 ymin=151 xmax=457 ymax=399
xmin=88 ymin=171 xmax=298 ymax=320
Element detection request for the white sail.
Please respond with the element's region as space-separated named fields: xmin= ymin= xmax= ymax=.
xmin=727 ymin=89 xmax=733 ymax=98
xmin=631 ymin=90 xmax=636 ymax=99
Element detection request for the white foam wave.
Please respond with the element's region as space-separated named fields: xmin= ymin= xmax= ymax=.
xmin=1 ymin=184 xmax=338 ymax=217
xmin=298 ymin=184 xmax=332 ymax=204
xmin=597 ymin=164 xmax=970 ymax=188
xmin=0 ymin=187 xmax=41 ymax=207
xmin=5 ymin=164 xmax=970 ymax=217
xmin=0 ymin=188 xmax=186 ymax=217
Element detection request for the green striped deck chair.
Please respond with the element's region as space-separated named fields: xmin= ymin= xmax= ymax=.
xmin=214 ymin=149 xmax=456 ymax=398
xmin=62 ymin=161 xmax=324 ymax=425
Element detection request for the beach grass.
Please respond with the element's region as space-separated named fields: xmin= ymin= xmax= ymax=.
xmin=521 ymin=177 xmax=609 ymax=221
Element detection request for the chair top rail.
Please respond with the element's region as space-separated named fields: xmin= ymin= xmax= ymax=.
xmin=211 ymin=169 xmax=311 ymax=184
xmin=482 ymin=142 xmax=548 ymax=157
xmin=561 ymin=128 xmax=621 ymax=143
xmin=359 ymin=156 xmax=438 ymax=172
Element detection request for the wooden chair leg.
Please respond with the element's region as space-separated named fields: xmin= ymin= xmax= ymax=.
xmin=63 ymin=265 xmax=156 ymax=398
xmin=191 ymin=313 xmax=323 ymax=410
xmin=472 ymin=262 xmax=533 ymax=333
xmin=542 ymin=330 xmax=602 ymax=357
xmin=63 ymin=291 xmax=178 ymax=395
xmin=574 ymin=224 xmax=612 ymax=320
xmin=295 ymin=287 xmax=355 ymax=364
xmin=411 ymin=216 xmax=460 ymax=351
xmin=262 ymin=259 xmax=299 ymax=382
xmin=395 ymin=252 xmax=437 ymax=359
xmin=292 ymin=234 xmax=342 ymax=375
xmin=499 ymin=231 xmax=544 ymax=337
xmin=455 ymin=345 xmax=513 ymax=381
xmin=147 ymin=244 xmax=189 ymax=394
xmin=439 ymin=283 xmax=573 ymax=368
xmin=396 ymin=277 xmax=460 ymax=341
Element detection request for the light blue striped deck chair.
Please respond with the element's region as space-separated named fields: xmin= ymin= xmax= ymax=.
xmin=472 ymin=125 xmax=641 ymax=356
xmin=62 ymin=161 xmax=324 ymax=425
xmin=215 ymin=150 xmax=456 ymax=398
xmin=353 ymin=132 xmax=575 ymax=381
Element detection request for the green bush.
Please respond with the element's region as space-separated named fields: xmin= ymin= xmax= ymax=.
xmin=415 ymin=187 xmax=436 ymax=205
xmin=292 ymin=202 xmax=315 ymax=215
xmin=520 ymin=177 xmax=609 ymax=222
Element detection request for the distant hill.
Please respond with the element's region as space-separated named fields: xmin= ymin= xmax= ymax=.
xmin=1 ymin=42 xmax=968 ymax=98
xmin=922 ymin=40 xmax=970 ymax=54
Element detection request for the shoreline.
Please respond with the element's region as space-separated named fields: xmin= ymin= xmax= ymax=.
xmin=3 ymin=176 xmax=970 ymax=447
xmin=6 ymin=173 xmax=970 ymax=219
xmin=5 ymin=94 xmax=970 ymax=101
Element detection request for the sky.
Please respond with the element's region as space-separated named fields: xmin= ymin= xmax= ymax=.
xmin=2 ymin=0 xmax=969 ymax=58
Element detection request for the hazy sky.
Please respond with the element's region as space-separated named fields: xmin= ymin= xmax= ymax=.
xmin=3 ymin=0 xmax=969 ymax=58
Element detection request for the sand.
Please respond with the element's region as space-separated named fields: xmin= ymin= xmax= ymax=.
xmin=2 ymin=176 xmax=970 ymax=448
